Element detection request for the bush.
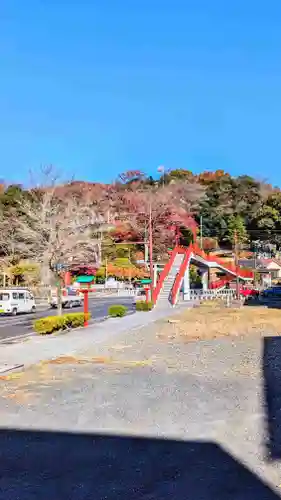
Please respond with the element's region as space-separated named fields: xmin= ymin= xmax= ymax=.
xmin=34 ymin=312 xmax=91 ymax=334
xmin=63 ymin=313 xmax=91 ymax=328
xmin=135 ymin=301 xmax=154 ymax=311
xmin=108 ymin=304 xmax=128 ymax=317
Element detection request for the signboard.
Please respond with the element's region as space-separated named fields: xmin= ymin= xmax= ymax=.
xmin=76 ymin=275 xmax=95 ymax=283
xmin=141 ymin=279 xmax=152 ymax=284
xmin=53 ymin=263 xmax=68 ymax=271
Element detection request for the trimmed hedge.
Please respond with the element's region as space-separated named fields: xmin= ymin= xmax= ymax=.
xmin=108 ymin=304 xmax=128 ymax=317
xmin=34 ymin=312 xmax=91 ymax=335
xmin=135 ymin=301 xmax=154 ymax=311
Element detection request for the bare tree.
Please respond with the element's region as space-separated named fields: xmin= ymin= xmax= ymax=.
xmin=116 ymin=189 xmax=176 ymax=257
xmin=114 ymin=182 xmax=204 ymax=258
xmin=13 ymin=182 xmax=107 ymax=315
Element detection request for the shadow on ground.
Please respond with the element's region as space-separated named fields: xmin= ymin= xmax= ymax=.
xmin=0 ymin=429 xmax=279 ymax=499
xmin=263 ymin=336 xmax=281 ymax=461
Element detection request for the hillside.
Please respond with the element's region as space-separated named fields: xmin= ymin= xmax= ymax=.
xmin=1 ymin=168 xmax=281 ymax=263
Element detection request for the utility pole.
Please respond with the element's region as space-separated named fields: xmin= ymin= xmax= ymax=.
xmin=253 ymin=242 xmax=257 ymax=287
xmin=128 ymin=247 xmax=131 ymax=285
xmin=105 ymin=257 xmax=108 ymax=287
xmin=200 ymin=216 xmax=203 ymax=249
xmin=149 ymin=201 xmax=154 ymax=299
xmin=144 ymin=226 xmax=148 ymax=266
xmin=234 ymin=230 xmax=240 ymax=299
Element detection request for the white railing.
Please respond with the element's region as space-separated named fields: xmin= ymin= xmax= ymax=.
xmin=87 ymin=288 xmax=138 ymax=297
xmin=117 ymin=289 xmax=138 ymax=296
xmin=188 ymin=289 xmax=235 ymax=301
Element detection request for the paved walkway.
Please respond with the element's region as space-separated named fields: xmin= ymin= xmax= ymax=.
xmin=0 ymin=303 xmax=189 ymax=373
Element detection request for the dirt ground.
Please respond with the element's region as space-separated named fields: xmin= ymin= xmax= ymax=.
xmin=156 ymin=301 xmax=281 ymax=342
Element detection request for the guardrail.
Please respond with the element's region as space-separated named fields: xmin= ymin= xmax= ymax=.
xmin=189 ymin=289 xmax=235 ymax=301
xmin=192 ymin=243 xmax=254 ymax=279
xmin=171 ymin=246 xmax=192 ymax=305
xmin=152 ymin=246 xmax=182 ymax=304
xmin=210 ymin=278 xmax=231 ymax=289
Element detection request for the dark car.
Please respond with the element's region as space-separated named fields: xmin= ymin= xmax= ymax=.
xmin=262 ymin=287 xmax=281 ymax=298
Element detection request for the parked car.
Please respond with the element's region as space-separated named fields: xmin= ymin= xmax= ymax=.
xmin=239 ymin=286 xmax=259 ymax=298
xmin=49 ymin=288 xmax=83 ymax=309
xmin=261 ymin=286 xmax=281 ymax=298
xmin=0 ymin=288 xmax=36 ymax=315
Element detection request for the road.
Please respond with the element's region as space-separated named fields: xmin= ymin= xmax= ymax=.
xmin=0 ymin=296 xmax=135 ymax=342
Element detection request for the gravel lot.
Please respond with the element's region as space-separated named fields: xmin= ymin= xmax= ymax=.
xmin=0 ymin=315 xmax=281 ymax=498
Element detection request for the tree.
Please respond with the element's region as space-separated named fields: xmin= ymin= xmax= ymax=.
xmin=198 ymin=170 xmax=230 ymax=185
xmin=0 ymin=184 xmax=32 ymax=271
xmin=115 ymin=178 xmax=203 ymax=256
xmin=0 ymin=204 xmax=23 ymax=286
xmin=248 ymin=192 xmax=281 ymax=248
xmin=8 ymin=261 xmax=40 ymax=286
xmin=163 ymin=169 xmax=194 ymax=184
xmin=0 ymin=184 xmax=26 ymax=210
xmin=232 ymin=175 xmax=262 ymax=222
xmin=119 ymin=188 xmax=178 ymax=257
xmin=198 ymin=175 xmax=235 ymax=241
xmin=13 ymin=183 xmax=108 ymax=314
xmin=224 ymin=215 xmax=248 ymax=247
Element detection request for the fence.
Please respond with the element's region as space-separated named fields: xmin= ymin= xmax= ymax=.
xmin=188 ymin=289 xmax=236 ymax=301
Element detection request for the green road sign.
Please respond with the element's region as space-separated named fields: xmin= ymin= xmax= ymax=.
xmin=141 ymin=279 xmax=152 ymax=284
xmin=76 ymin=275 xmax=95 ymax=283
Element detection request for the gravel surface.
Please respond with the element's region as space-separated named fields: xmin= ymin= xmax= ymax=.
xmin=0 ymin=319 xmax=281 ymax=498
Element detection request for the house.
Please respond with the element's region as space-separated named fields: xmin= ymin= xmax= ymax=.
xmin=238 ymin=258 xmax=281 ymax=286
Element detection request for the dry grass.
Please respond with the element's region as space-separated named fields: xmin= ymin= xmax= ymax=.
xmin=0 ymin=354 xmax=154 ymax=400
xmin=157 ymin=301 xmax=281 ymax=341
xmin=45 ymin=355 xmax=152 ymax=368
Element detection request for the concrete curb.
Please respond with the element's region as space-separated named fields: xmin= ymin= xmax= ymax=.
xmin=0 ymin=363 xmax=24 ymax=375
xmin=53 ymin=310 xmax=135 ymax=337
xmin=0 ymin=309 xmax=136 ymax=346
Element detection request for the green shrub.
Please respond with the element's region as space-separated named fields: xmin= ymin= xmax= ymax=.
xmin=63 ymin=313 xmax=91 ymax=328
xmin=108 ymin=304 xmax=128 ymax=317
xmin=33 ymin=316 xmax=65 ymax=334
xmin=34 ymin=312 xmax=91 ymax=334
xmin=135 ymin=301 xmax=153 ymax=311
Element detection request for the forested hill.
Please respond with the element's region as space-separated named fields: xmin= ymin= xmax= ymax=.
xmin=1 ymin=168 xmax=281 ymax=255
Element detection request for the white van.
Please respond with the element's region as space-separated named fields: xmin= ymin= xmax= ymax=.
xmin=0 ymin=288 xmax=36 ymax=315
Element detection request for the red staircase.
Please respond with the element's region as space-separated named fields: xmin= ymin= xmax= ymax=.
xmin=152 ymin=246 xmax=182 ymax=304
xmin=153 ymin=243 xmax=254 ymax=306
xmin=170 ymin=246 xmax=192 ymax=305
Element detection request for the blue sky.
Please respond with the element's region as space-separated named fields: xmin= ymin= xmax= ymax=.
xmin=1 ymin=1 xmax=281 ymax=186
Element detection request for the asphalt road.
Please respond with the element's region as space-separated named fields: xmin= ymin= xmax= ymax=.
xmin=0 ymin=296 xmax=135 ymax=342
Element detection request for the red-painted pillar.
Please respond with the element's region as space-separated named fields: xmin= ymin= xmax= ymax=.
xmin=83 ymin=290 xmax=89 ymax=327
xmin=64 ymin=271 xmax=71 ymax=286
xmin=145 ymin=288 xmax=150 ymax=303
